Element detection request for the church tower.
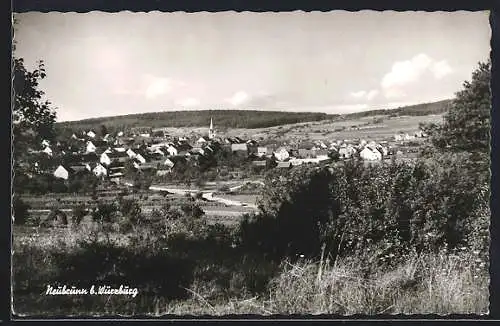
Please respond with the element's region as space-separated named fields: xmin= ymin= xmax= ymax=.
xmin=208 ymin=117 xmax=215 ymax=139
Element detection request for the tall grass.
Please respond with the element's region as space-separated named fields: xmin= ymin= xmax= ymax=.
xmin=13 ymin=223 xmax=489 ymax=316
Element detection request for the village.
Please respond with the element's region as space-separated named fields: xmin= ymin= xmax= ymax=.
xmin=22 ymin=118 xmax=428 ymax=187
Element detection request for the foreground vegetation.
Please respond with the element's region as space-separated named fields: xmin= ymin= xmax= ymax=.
xmin=12 ymin=44 xmax=490 ymax=316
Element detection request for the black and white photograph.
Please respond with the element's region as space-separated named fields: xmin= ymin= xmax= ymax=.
xmin=12 ymin=10 xmax=491 ymax=316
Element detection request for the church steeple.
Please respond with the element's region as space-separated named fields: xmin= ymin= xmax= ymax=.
xmin=208 ymin=118 xmax=215 ymax=139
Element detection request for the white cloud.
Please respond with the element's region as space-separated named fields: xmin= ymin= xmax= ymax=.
xmin=350 ymin=90 xmax=366 ymax=98
xmin=226 ymin=91 xmax=249 ymax=106
xmin=366 ymin=89 xmax=379 ymax=100
xmin=431 ymin=60 xmax=453 ymax=79
xmin=381 ymin=54 xmax=453 ymax=99
xmin=145 ymin=77 xmax=173 ymax=99
xmin=349 ymin=89 xmax=379 ymax=101
xmin=176 ymin=98 xmax=200 ymax=107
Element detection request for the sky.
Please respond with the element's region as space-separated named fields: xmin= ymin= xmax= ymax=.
xmin=13 ymin=11 xmax=491 ymax=122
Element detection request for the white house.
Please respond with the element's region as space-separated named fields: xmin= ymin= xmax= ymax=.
xmin=87 ymin=130 xmax=96 ymax=138
xmin=92 ymin=163 xmax=107 ymax=177
xmin=394 ymin=134 xmax=404 ymax=141
xmin=139 ymin=133 xmax=151 ymax=138
xmin=376 ymin=145 xmax=388 ymax=156
xmin=154 ymin=148 xmax=165 ymax=156
xmin=126 ymin=148 xmax=137 ymax=158
xmin=191 ymin=147 xmax=205 ymax=156
xmin=274 ymin=147 xmax=290 ymax=162
xmin=360 ymin=147 xmax=382 ymax=161
xmin=53 ymin=165 xmax=69 ymax=180
xmin=100 ymin=152 xmax=111 ymax=166
xmin=196 ymin=137 xmax=207 ymax=145
xmin=86 ymin=141 xmax=96 ymax=153
xmin=231 ymin=143 xmax=248 ymax=152
xmin=71 ymin=133 xmax=78 ymax=140
xmin=114 ymin=147 xmax=126 ymax=152
xmin=136 ymin=154 xmax=146 ymax=164
xmin=163 ymin=158 xmax=175 ymax=168
xmin=41 ymin=139 xmax=50 ymax=147
xmin=166 ymin=145 xmax=178 ymax=156
xmin=43 ymin=146 xmax=53 ymax=156
xmin=104 ymin=147 xmax=113 ymax=154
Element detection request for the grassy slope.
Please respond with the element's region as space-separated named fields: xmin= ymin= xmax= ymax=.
xmin=56 ymin=100 xmax=452 ymax=131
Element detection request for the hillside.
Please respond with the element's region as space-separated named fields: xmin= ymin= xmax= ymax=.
xmin=343 ymin=99 xmax=453 ymax=119
xmin=56 ymin=99 xmax=452 ymax=133
xmin=57 ymin=110 xmax=337 ymax=132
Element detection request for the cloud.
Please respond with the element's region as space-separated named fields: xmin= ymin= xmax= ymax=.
xmin=175 ymin=97 xmax=200 ymax=107
xmin=145 ymin=77 xmax=173 ymax=99
xmin=431 ymin=60 xmax=454 ymax=79
xmin=381 ymin=54 xmax=453 ymax=99
xmin=225 ymin=91 xmax=249 ymax=106
xmin=349 ymin=89 xmax=379 ymax=101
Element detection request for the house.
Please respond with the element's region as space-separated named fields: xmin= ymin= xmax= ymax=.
xmin=257 ymin=147 xmax=268 ymax=157
xmin=103 ymin=134 xmax=110 ymax=141
xmin=338 ymin=145 xmax=357 ymax=159
xmin=191 ymin=147 xmax=205 ymax=156
xmin=394 ymin=134 xmax=404 ymax=141
xmin=135 ymin=153 xmax=147 ymax=164
xmin=100 ymin=151 xmax=129 ymax=166
xmin=231 ymin=143 xmax=248 ymax=152
xmin=41 ymin=139 xmax=50 ymax=147
xmin=137 ymin=162 xmax=157 ymax=171
xmin=69 ymin=164 xmax=88 ymax=173
xmin=156 ymin=169 xmax=171 ymax=176
xmin=100 ymin=153 xmax=112 ymax=166
xmin=53 ymin=165 xmax=70 ymax=180
xmin=196 ymin=137 xmax=208 ymax=145
xmin=274 ymin=147 xmax=290 ymax=162
xmin=126 ymin=148 xmax=137 ymax=159
xmin=43 ymin=146 xmax=53 ymax=156
xmin=117 ymin=131 xmax=124 ymax=137
xmin=360 ymin=146 xmax=382 ymax=161
xmin=71 ymin=134 xmax=78 ymax=140
xmin=87 ymin=130 xmax=96 ymax=138
xmin=114 ymin=147 xmax=126 ymax=152
xmin=86 ymin=141 xmax=97 ymax=153
xmin=166 ymin=145 xmax=178 ymax=156
xmin=276 ymin=161 xmax=292 ymax=169
xmin=163 ymin=158 xmax=175 ymax=168
xmin=298 ymin=148 xmax=313 ymax=158
xmin=314 ymin=149 xmax=329 ymax=157
xmin=109 ymin=151 xmax=130 ymax=163
xmin=92 ymin=163 xmax=107 ymax=177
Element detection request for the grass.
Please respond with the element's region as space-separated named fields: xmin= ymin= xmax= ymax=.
xmin=12 ymin=223 xmax=489 ymax=316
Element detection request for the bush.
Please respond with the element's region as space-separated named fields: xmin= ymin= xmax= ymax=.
xmin=240 ymin=154 xmax=489 ymax=262
xmin=71 ymin=204 xmax=87 ymax=226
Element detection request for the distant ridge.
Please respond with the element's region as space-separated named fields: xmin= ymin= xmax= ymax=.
xmin=57 ymin=100 xmax=452 ymax=131
xmin=343 ymin=99 xmax=453 ymax=119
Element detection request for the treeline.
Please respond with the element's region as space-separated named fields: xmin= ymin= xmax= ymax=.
xmin=343 ymin=99 xmax=452 ymax=119
xmin=57 ymin=110 xmax=336 ymax=132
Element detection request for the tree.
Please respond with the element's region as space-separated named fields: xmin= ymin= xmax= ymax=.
xmin=422 ymin=60 xmax=490 ymax=153
xmin=13 ymin=58 xmax=57 ymax=159
xmin=100 ymin=124 xmax=108 ymax=137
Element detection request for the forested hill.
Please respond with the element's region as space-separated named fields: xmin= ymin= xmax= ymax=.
xmin=58 ymin=110 xmax=337 ymax=130
xmin=343 ymin=99 xmax=453 ymax=119
xmin=57 ymin=99 xmax=452 ymax=131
